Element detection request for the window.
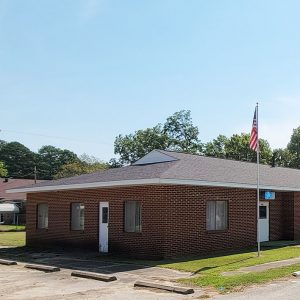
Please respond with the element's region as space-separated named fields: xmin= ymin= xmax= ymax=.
xmin=37 ymin=204 xmax=48 ymax=229
xmin=206 ymin=201 xmax=228 ymax=231
xmin=102 ymin=207 xmax=108 ymax=224
xmin=259 ymin=206 xmax=267 ymax=219
xmin=71 ymin=203 xmax=85 ymax=230
xmin=124 ymin=201 xmax=141 ymax=232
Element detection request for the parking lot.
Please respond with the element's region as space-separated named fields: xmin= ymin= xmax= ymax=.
xmin=0 ymin=248 xmax=203 ymax=299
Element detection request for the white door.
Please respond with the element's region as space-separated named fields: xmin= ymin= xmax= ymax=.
xmin=259 ymin=202 xmax=269 ymax=242
xmin=99 ymin=202 xmax=109 ymax=253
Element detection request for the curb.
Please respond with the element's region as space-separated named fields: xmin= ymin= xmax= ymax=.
xmin=134 ymin=281 xmax=194 ymax=295
xmin=25 ymin=264 xmax=60 ymax=272
xmin=71 ymin=270 xmax=117 ymax=282
xmin=293 ymin=271 xmax=300 ymax=276
xmin=0 ymin=259 xmax=17 ymax=265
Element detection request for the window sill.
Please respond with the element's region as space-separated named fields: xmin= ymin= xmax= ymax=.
xmin=206 ymin=229 xmax=228 ymax=234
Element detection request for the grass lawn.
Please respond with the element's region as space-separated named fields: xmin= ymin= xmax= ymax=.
xmin=155 ymin=246 xmax=300 ymax=292
xmin=0 ymin=225 xmax=26 ymax=232
xmin=0 ymin=232 xmax=25 ymax=247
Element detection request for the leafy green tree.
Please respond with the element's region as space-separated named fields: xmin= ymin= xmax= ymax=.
xmin=287 ymin=127 xmax=300 ymax=168
xmin=54 ymin=154 xmax=108 ymax=179
xmin=108 ymin=158 xmax=123 ymax=168
xmin=37 ymin=145 xmax=78 ymax=179
xmin=204 ymin=135 xmax=228 ymax=158
xmin=114 ymin=110 xmax=202 ymax=165
xmin=0 ymin=140 xmax=6 ymax=151
xmin=163 ymin=110 xmax=202 ymax=153
xmin=224 ymin=133 xmax=272 ymax=164
xmin=272 ymin=148 xmax=293 ymax=167
xmin=0 ymin=161 xmax=8 ymax=177
xmin=0 ymin=142 xmax=36 ymax=178
xmin=114 ymin=125 xmax=169 ymax=165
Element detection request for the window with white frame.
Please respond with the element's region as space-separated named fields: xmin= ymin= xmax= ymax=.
xmin=206 ymin=201 xmax=228 ymax=231
xmin=71 ymin=203 xmax=85 ymax=230
xmin=37 ymin=203 xmax=48 ymax=229
xmin=124 ymin=201 xmax=141 ymax=232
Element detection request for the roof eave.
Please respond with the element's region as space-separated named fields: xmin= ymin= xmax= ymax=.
xmin=6 ymin=178 xmax=300 ymax=193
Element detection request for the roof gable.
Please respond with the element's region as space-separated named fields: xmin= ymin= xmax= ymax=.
xmin=132 ymin=150 xmax=178 ymax=165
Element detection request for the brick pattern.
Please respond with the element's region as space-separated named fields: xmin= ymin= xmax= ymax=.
xmin=162 ymin=186 xmax=257 ymax=257
xmin=294 ymin=192 xmax=300 ymax=241
xmin=269 ymin=192 xmax=284 ymax=240
xmin=282 ymin=192 xmax=294 ymax=240
xmin=26 ymin=186 xmax=294 ymax=258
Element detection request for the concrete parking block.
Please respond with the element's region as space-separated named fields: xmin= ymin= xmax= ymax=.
xmin=134 ymin=281 xmax=194 ymax=295
xmin=71 ymin=270 xmax=117 ymax=282
xmin=25 ymin=263 xmax=60 ymax=272
xmin=0 ymin=259 xmax=17 ymax=265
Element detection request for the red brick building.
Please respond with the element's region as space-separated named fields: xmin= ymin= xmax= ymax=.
xmin=8 ymin=150 xmax=300 ymax=258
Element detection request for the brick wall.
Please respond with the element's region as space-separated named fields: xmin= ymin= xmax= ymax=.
xmin=162 ymin=186 xmax=257 ymax=257
xmin=294 ymin=192 xmax=300 ymax=241
xmin=26 ymin=185 xmax=292 ymax=258
xmin=269 ymin=192 xmax=294 ymax=241
xmin=269 ymin=193 xmax=283 ymax=241
xmin=27 ymin=186 xmax=169 ymax=258
xmin=282 ymin=192 xmax=294 ymax=240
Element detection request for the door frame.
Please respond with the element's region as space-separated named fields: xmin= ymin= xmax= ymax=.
xmin=259 ymin=201 xmax=269 ymax=242
xmin=99 ymin=202 xmax=109 ymax=253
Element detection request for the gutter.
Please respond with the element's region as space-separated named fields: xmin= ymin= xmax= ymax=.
xmin=6 ymin=178 xmax=300 ymax=193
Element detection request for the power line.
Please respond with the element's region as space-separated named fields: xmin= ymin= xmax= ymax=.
xmin=0 ymin=129 xmax=111 ymax=146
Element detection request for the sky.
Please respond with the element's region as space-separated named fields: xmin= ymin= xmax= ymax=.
xmin=1 ymin=0 xmax=300 ymax=161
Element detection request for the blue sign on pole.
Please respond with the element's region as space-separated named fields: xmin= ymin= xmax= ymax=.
xmin=262 ymin=191 xmax=275 ymax=200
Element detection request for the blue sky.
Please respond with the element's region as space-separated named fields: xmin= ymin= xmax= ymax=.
xmin=1 ymin=0 xmax=300 ymax=161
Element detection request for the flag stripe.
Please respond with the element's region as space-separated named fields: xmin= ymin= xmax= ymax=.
xmin=249 ymin=108 xmax=258 ymax=151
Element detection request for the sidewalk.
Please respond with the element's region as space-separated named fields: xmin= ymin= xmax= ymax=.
xmin=222 ymin=257 xmax=300 ymax=276
xmin=213 ymin=277 xmax=300 ymax=300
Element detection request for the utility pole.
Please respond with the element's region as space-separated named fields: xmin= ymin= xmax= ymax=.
xmin=34 ymin=166 xmax=37 ymax=184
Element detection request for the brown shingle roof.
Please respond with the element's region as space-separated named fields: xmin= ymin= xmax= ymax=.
xmin=0 ymin=178 xmax=45 ymax=200
xmin=7 ymin=150 xmax=300 ymax=192
xmin=159 ymin=150 xmax=300 ymax=189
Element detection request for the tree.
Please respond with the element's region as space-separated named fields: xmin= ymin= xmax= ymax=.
xmin=0 ymin=140 xmax=6 ymax=151
xmin=204 ymin=135 xmax=228 ymax=158
xmin=108 ymin=158 xmax=123 ymax=168
xmin=0 ymin=142 xmax=36 ymax=178
xmin=287 ymin=127 xmax=300 ymax=168
xmin=55 ymin=154 xmax=108 ymax=179
xmin=272 ymin=148 xmax=293 ymax=167
xmin=163 ymin=110 xmax=202 ymax=153
xmin=0 ymin=161 xmax=8 ymax=177
xmin=114 ymin=110 xmax=202 ymax=165
xmin=37 ymin=145 xmax=78 ymax=179
xmin=224 ymin=133 xmax=272 ymax=164
xmin=114 ymin=125 xmax=169 ymax=165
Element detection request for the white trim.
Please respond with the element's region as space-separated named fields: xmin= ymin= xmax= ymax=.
xmin=6 ymin=177 xmax=300 ymax=193
xmin=6 ymin=179 xmax=161 ymax=193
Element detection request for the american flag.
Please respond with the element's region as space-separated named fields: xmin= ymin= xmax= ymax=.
xmin=249 ymin=107 xmax=258 ymax=151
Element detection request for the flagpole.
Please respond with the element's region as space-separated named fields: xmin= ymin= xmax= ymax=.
xmin=256 ymin=102 xmax=260 ymax=257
